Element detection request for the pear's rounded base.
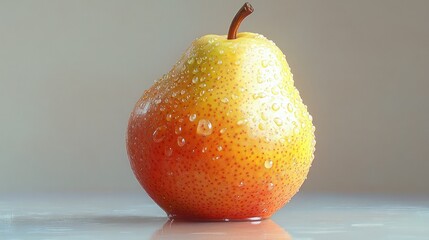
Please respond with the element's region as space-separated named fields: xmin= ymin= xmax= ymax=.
xmin=167 ymin=214 xmax=269 ymax=222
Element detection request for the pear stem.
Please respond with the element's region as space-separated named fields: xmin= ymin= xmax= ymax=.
xmin=227 ymin=2 xmax=254 ymax=40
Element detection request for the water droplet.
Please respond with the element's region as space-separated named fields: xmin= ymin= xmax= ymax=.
xmin=166 ymin=114 xmax=172 ymax=121
xmin=272 ymin=103 xmax=280 ymax=111
xmin=309 ymin=114 xmax=313 ymax=121
xmin=274 ymin=74 xmax=280 ymax=80
xmin=196 ymin=58 xmax=202 ymax=64
xmin=274 ymin=118 xmax=283 ymax=126
xmin=192 ymin=76 xmax=199 ymax=83
xmin=268 ymin=182 xmax=274 ymax=191
xmin=154 ymin=99 xmax=161 ymax=104
xmin=258 ymin=123 xmax=265 ymax=130
xmin=221 ymin=98 xmax=229 ymax=103
xmin=238 ymin=181 xmax=245 ymax=187
xmin=212 ymin=156 xmax=221 ymax=160
xmin=187 ymin=58 xmax=195 ymax=65
xmin=199 ymin=90 xmax=206 ymax=96
xmin=165 ymin=147 xmax=173 ymax=156
xmin=294 ymin=127 xmax=300 ymax=134
xmin=167 ymin=171 xmax=173 ymax=176
xmin=219 ymin=128 xmax=227 ymax=134
xmin=201 ymin=67 xmax=206 ymax=72
xmin=287 ymin=103 xmax=293 ymax=113
xmin=237 ymin=119 xmax=247 ymax=126
xmin=217 ymin=146 xmax=223 ymax=151
xmin=264 ymin=159 xmax=273 ymax=169
xmin=189 ymin=113 xmax=197 ymax=122
xmin=219 ymin=49 xmax=224 ymax=54
xmin=261 ymin=60 xmax=269 ymax=68
xmin=153 ymin=125 xmax=167 ymax=143
xmin=253 ymin=92 xmax=266 ymax=99
xmin=193 ymin=68 xmax=199 ymax=74
xmin=175 ymin=125 xmax=182 ymax=134
xmin=199 ymin=83 xmax=206 ymax=88
xmin=271 ymin=86 xmax=280 ymax=95
xmin=180 ymin=90 xmax=186 ymax=95
xmin=261 ymin=112 xmax=268 ymax=121
xmin=217 ymin=60 xmax=223 ymax=65
xmin=202 ymin=146 xmax=208 ymax=153
xmin=196 ymin=119 xmax=213 ymax=136
xmin=177 ymin=136 xmax=186 ymax=147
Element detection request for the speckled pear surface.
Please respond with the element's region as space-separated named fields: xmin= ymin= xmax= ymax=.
xmin=127 ymin=32 xmax=316 ymax=220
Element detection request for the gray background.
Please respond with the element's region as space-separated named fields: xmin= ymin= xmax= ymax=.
xmin=1 ymin=0 xmax=428 ymax=195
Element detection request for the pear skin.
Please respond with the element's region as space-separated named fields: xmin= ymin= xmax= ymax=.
xmin=127 ymin=2 xmax=315 ymax=221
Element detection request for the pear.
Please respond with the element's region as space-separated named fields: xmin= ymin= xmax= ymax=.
xmin=127 ymin=2 xmax=315 ymax=221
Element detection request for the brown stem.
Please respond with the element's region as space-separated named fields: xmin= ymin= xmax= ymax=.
xmin=227 ymin=2 xmax=254 ymax=40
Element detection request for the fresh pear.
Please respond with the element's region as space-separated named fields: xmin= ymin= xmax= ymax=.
xmin=127 ymin=2 xmax=315 ymax=221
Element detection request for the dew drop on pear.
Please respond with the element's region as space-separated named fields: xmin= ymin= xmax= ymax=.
xmin=261 ymin=60 xmax=269 ymax=68
xmin=177 ymin=136 xmax=186 ymax=147
xmin=264 ymin=159 xmax=273 ymax=169
xmin=237 ymin=119 xmax=247 ymax=126
xmin=274 ymin=118 xmax=283 ymax=126
xmin=153 ymin=125 xmax=167 ymax=143
xmin=271 ymin=86 xmax=280 ymax=95
xmin=272 ymin=103 xmax=280 ymax=111
xmin=197 ymin=119 xmax=213 ymax=136
xmin=175 ymin=126 xmax=182 ymax=135
xmin=165 ymin=147 xmax=173 ymax=157
xmin=189 ymin=113 xmax=197 ymax=122
xmin=219 ymin=128 xmax=227 ymax=134
xmin=287 ymin=102 xmax=293 ymax=113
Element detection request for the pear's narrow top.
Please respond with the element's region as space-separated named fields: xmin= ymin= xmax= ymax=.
xmin=227 ymin=2 xmax=254 ymax=40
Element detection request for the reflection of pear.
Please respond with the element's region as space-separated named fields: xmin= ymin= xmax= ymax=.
xmin=151 ymin=219 xmax=291 ymax=240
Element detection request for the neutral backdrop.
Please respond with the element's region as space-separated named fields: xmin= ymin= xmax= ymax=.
xmin=1 ymin=0 xmax=428 ymax=195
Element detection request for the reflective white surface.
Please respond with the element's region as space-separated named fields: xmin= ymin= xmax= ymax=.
xmin=1 ymin=193 xmax=428 ymax=239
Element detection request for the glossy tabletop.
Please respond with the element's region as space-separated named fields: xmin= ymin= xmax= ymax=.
xmin=1 ymin=193 xmax=428 ymax=239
